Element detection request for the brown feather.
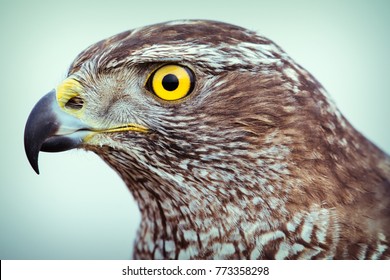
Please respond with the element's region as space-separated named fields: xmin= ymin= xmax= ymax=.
xmin=62 ymin=20 xmax=390 ymax=259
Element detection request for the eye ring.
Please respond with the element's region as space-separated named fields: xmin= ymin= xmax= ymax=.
xmin=146 ymin=64 xmax=195 ymax=101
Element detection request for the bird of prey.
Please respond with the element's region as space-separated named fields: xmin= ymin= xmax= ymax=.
xmin=24 ymin=20 xmax=390 ymax=259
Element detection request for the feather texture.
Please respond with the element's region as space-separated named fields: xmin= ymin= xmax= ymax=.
xmin=28 ymin=20 xmax=390 ymax=259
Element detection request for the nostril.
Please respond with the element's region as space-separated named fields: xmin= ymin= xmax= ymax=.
xmin=56 ymin=78 xmax=84 ymax=111
xmin=65 ymin=96 xmax=84 ymax=110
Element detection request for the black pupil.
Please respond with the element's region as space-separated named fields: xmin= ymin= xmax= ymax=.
xmin=162 ymin=74 xmax=179 ymax=91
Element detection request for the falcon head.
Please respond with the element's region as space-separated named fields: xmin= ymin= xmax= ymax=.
xmin=24 ymin=20 xmax=390 ymax=259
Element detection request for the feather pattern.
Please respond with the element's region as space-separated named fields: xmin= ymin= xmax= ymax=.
xmin=50 ymin=20 xmax=390 ymax=259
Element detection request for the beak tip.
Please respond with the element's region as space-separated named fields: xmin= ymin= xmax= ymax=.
xmin=30 ymin=158 xmax=40 ymax=175
xmin=32 ymin=165 xmax=40 ymax=175
xmin=24 ymin=135 xmax=40 ymax=175
xmin=24 ymin=90 xmax=57 ymax=175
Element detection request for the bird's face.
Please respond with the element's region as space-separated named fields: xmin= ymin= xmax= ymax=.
xmin=23 ymin=20 xmax=390 ymax=260
xmin=25 ymin=20 xmax=336 ymax=209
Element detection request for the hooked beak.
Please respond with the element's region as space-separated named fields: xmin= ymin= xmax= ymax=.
xmin=24 ymin=90 xmax=91 ymax=174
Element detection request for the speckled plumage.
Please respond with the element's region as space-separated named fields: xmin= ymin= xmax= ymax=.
xmin=25 ymin=20 xmax=390 ymax=259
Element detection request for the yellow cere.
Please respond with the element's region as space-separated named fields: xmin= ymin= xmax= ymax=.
xmin=56 ymin=78 xmax=84 ymax=110
xmin=152 ymin=65 xmax=192 ymax=101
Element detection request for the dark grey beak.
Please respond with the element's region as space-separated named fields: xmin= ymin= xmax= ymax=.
xmin=24 ymin=90 xmax=91 ymax=174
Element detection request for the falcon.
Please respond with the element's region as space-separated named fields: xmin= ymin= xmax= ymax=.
xmin=24 ymin=20 xmax=390 ymax=259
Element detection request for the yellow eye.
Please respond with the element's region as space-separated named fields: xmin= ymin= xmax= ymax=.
xmin=147 ymin=65 xmax=195 ymax=101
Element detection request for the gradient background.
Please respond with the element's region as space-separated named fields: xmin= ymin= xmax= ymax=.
xmin=0 ymin=0 xmax=389 ymax=259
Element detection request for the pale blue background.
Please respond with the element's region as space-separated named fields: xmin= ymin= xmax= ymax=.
xmin=0 ymin=0 xmax=389 ymax=259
